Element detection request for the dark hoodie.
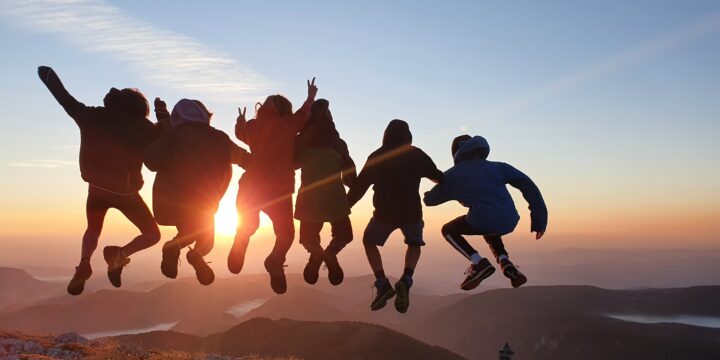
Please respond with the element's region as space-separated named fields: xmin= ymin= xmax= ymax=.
xmin=144 ymin=99 xmax=250 ymax=225
xmin=347 ymin=119 xmax=443 ymax=226
xmin=38 ymin=67 xmax=159 ymax=194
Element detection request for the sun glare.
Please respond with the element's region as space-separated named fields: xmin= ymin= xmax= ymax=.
xmin=214 ymin=195 xmax=274 ymax=236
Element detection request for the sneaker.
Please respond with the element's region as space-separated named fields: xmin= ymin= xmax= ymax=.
xmin=264 ymin=255 xmax=287 ymax=294
xmin=103 ymin=246 xmax=130 ymax=288
xmin=500 ymin=258 xmax=527 ymax=288
xmin=460 ymin=258 xmax=496 ymax=291
xmin=394 ymin=279 xmax=411 ymax=314
xmin=67 ymin=260 xmax=92 ymax=296
xmin=186 ymin=248 xmax=215 ymax=286
xmin=323 ymin=250 xmax=344 ymax=286
xmin=370 ymin=278 xmax=396 ymax=311
xmin=161 ymin=241 xmax=181 ymax=279
xmin=228 ymin=239 xmax=249 ymax=274
xmin=303 ymin=252 xmax=324 ymax=285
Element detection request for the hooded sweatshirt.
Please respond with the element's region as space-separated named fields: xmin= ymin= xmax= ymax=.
xmin=347 ymin=120 xmax=443 ymax=226
xmin=38 ymin=67 xmax=159 ymax=194
xmin=424 ymin=136 xmax=548 ymax=234
xmin=294 ymin=109 xmax=356 ymax=222
xmin=145 ymin=99 xmax=250 ymax=225
xmin=235 ymin=97 xmax=312 ymax=198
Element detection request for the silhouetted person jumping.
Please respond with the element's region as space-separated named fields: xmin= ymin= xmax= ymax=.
xmin=37 ymin=66 xmax=162 ymax=295
xmin=230 ymin=78 xmax=318 ymax=294
xmin=424 ymin=135 xmax=548 ymax=290
xmin=145 ymin=98 xmax=250 ymax=286
xmin=347 ymin=119 xmax=443 ymax=313
xmin=294 ymin=99 xmax=356 ymax=286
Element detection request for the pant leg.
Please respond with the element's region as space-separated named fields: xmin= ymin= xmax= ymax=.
xmin=114 ymin=192 xmax=161 ymax=257
xmin=234 ymin=190 xmax=262 ymax=249
xmin=440 ymin=216 xmax=483 ymax=261
xmin=193 ymin=214 xmax=216 ymax=256
xmin=483 ymin=235 xmax=508 ymax=262
xmin=263 ymin=197 xmax=296 ymax=262
xmin=362 ymin=217 xmax=396 ymax=247
xmin=326 ymin=216 xmax=353 ymax=255
xmin=299 ymin=221 xmax=324 ymax=254
xmin=82 ymin=189 xmax=110 ymax=260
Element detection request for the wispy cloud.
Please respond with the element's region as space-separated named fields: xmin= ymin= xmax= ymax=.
xmin=0 ymin=0 xmax=272 ymax=102
xmin=7 ymin=159 xmax=75 ymax=168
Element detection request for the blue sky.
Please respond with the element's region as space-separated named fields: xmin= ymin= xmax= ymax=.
xmin=0 ymin=0 xmax=719 ymax=258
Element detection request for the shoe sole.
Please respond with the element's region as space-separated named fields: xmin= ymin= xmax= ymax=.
xmin=67 ymin=276 xmax=90 ymax=296
xmin=394 ymin=282 xmax=409 ymax=313
xmin=265 ymin=259 xmax=287 ymax=294
xmin=504 ymin=269 xmax=528 ymax=288
xmin=228 ymin=242 xmax=250 ymax=274
xmin=192 ymin=264 xmax=215 ymax=286
xmin=303 ymin=264 xmax=320 ymax=285
xmin=371 ymin=288 xmax=397 ymax=311
xmin=161 ymin=245 xmax=180 ymax=279
xmin=460 ymin=266 xmax=496 ymax=291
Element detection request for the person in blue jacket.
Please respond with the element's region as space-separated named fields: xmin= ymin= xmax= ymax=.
xmin=424 ymin=135 xmax=548 ymax=290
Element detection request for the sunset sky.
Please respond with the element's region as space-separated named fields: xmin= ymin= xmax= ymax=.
xmin=0 ymin=0 xmax=718 ymax=272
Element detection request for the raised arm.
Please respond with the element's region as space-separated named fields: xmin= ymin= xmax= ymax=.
xmin=234 ymin=106 xmax=254 ymax=144
xmin=346 ymin=157 xmax=374 ymax=208
xmin=154 ymin=97 xmax=171 ymax=132
xmin=288 ymin=77 xmax=318 ymax=132
xmin=37 ymin=66 xmax=91 ymax=125
xmin=504 ymin=163 xmax=548 ymax=237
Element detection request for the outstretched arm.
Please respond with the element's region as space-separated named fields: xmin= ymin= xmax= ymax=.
xmin=346 ymin=158 xmax=373 ymax=208
xmin=419 ymin=149 xmax=444 ymax=184
xmin=336 ymin=139 xmax=357 ymax=188
xmin=37 ymin=66 xmax=91 ymax=125
xmin=423 ymin=181 xmax=453 ymax=206
xmin=504 ymin=163 xmax=548 ymax=238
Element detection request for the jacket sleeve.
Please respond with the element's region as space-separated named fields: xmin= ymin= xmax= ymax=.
xmin=418 ymin=149 xmax=444 ymax=184
xmin=143 ymin=134 xmax=172 ymax=172
xmin=288 ymin=98 xmax=313 ymax=132
xmin=229 ymin=141 xmax=251 ymax=169
xmin=336 ymin=139 xmax=357 ymax=188
xmin=346 ymin=156 xmax=374 ymax=207
xmin=504 ymin=163 xmax=548 ymax=232
xmin=423 ymin=173 xmax=454 ymax=206
xmin=235 ymin=117 xmax=256 ymax=145
xmin=37 ymin=67 xmax=94 ymax=127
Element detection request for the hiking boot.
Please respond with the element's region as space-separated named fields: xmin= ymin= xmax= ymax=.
xmin=371 ymin=278 xmax=396 ymax=311
xmin=161 ymin=241 xmax=181 ymax=279
xmin=228 ymin=239 xmax=249 ymax=274
xmin=303 ymin=252 xmax=324 ymax=285
xmin=460 ymin=258 xmax=496 ymax=291
xmin=264 ymin=255 xmax=287 ymax=294
xmin=323 ymin=250 xmax=344 ymax=286
xmin=186 ymin=248 xmax=215 ymax=286
xmin=103 ymin=246 xmax=130 ymax=288
xmin=394 ymin=279 xmax=411 ymax=314
xmin=500 ymin=258 xmax=527 ymax=288
xmin=67 ymin=260 xmax=92 ymax=296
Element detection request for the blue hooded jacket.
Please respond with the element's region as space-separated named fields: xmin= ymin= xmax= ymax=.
xmin=424 ymin=136 xmax=547 ymax=235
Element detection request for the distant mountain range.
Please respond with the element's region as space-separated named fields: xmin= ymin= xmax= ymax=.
xmin=1 ymin=266 xmax=720 ymax=359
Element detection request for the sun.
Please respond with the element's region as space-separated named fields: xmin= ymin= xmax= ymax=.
xmin=213 ymin=194 xmax=273 ymax=236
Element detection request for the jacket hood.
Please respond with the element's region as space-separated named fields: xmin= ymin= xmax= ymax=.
xmin=170 ymin=99 xmax=211 ymax=127
xmin=453 ymin=135 xmax=490 ymax=164
xmin=382 ymin=119 xmax=412 ymax=148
